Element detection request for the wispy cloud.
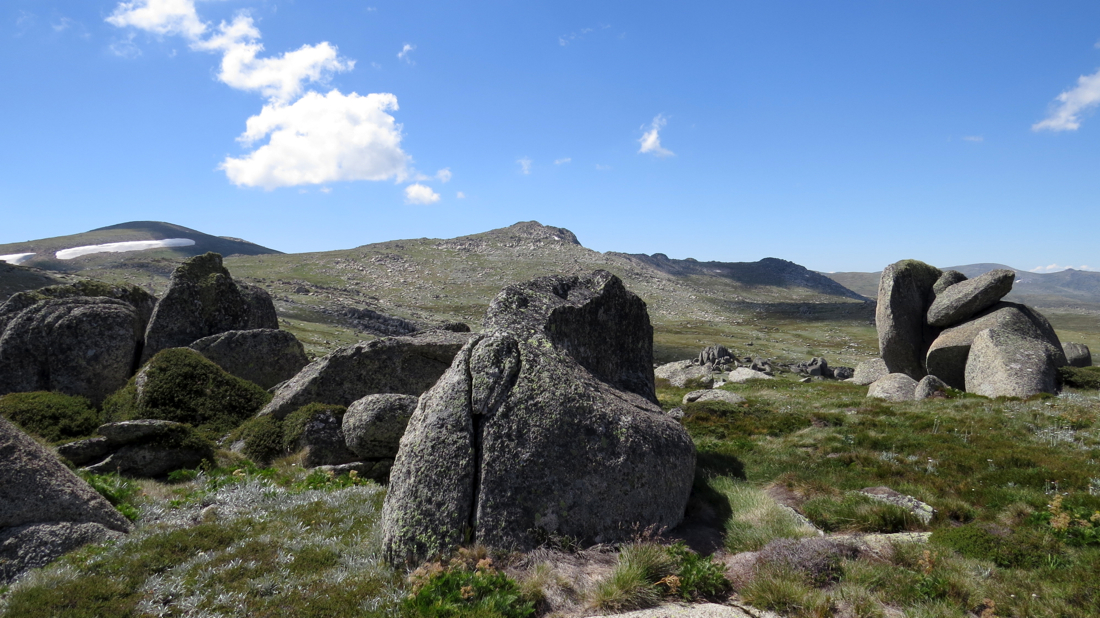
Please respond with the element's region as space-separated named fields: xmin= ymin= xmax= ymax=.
xmin=554 ymin=157 xmax=571 ymax=165
xmin=435 ymin=168 xmax=452 ymax=183
xmin=558 ymin=24 xmax=612 ymax=46
xmin=1029 ymin=263 xmax=1097 ymax=273
xmin=638 ymin=114 xmax=674 ymax=157
xmin=962 ymin=135 xmax=983 ymax=142
xmin=15 ymin=10 xmax=36 ymax=35
xmin=595 ymin=163 xmax=611 ymax=171
xmin=404 ymin=183 xmax=440 ymax=204
xmin=456 ymin=191 xmax=466 ymax=199
xmin=397 ymin=43 xmax=415 ymax=64
xmin=109 ymin=33 xmax=142 ymax=58
xmin=517 ymin=157 xmax=532 ymax=175
xmin=107 ymin=0 xmax=418 ymax=190
xmin=1033 ymin=67 xmax=1100 ymax=132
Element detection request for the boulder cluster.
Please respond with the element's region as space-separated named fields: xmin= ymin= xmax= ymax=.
xmin=656 ymin=344 xmax=853 ymax=389
xmin=856 ymin=260 xmax=1091 ymax=401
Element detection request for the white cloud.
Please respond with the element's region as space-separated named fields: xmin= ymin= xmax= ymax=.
xmin=517 ymin=157 xmax=532 ymax=174
xmin=1033 ymin=68 xmax=1100 ymax=132
xmin=397 ymin=43 xmax=415 ymax=64
xmin=222 ymin=90 xmax=409 ymax=189
xmin=595 ymin=163 xmax=611 ymax=171
xmin=436 ymin=168 xmax=452 ymax=183
xmin=404 ymin=183 xmax=440 ymax=204
xmin=639 ymin=114 xmax=674 ymax=157
xmin=320 ymin=186 xmax=332 ymax=193
xmin=107 ymin=0 xmax=206 ymax=39
xmin=1029 ymin=263 xmax=1098 ymax=273
xmin=962 ymin=135 xmax=983 ymax=142
xmin=456 ymin=191 xmax=466 ymax=199
xmin=554 ymin=157 xmax=571 ymax=165
xmin=109 ymin=33 xmax=142 ymax=58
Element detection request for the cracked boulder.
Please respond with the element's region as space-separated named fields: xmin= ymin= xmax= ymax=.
xmin=381 ymin=271 xmax=695 ymax=566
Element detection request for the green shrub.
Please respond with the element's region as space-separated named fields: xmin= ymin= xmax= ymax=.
xmin=282 ymin=403 xmax=346 ymax=452
xmin=231 ymin=415 xmax=288 ymax=465
xmin=931 ymin=522 xmax=1064 ymax=569
xmin=666 ymin=542 xmax=731 ymax=600
xmin=103 ymin=348 xmax=271 ymax=439
xmin=1060 ymin=366 xmax=1100 ymax=389
xmin=0 ymin=391 xmax=101 ymax=443
xmin=78 ymin=471 xmax=142 ymax=521
xmin=403 ymin=547 xmax=534 ymax=618
xmin=801 ymin=493 xmax=924 ymax=534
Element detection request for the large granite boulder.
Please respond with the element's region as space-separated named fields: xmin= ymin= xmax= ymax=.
xmin=655 ymin=360 xmax=714 ymax=388
xmin=925 ymin=302 xmax=1064 ymax=390
xmin=0 ymin=298 xmax=142 ymax=406
xmin=189 ymin=329 xmax=308 ymax=389
xmin=76 ymin=420 xmax=215 ymax=478
xmin=1 ymin=417 xmax=130 ymax=583
xmin=381 ymin=272 xmax=695 ymax=566
xmin=965 ymin=329 xmax=1064 ymax=398
xmin=867 ymin=373 xmax=918 ymax=402
xmin=849 ymin=358 xmax=888 ymax=385
xmin=258 ymin=329 xmax=472 ymax=420
xmin=343 ymin=394 xmax=419 ymax=459
xmin=926 ymin=269 xmax=1015 ymax=328
xmin=141 ymin=253 xmax=278 ymax=363
xmin=1063 ymin=342 xmax=1092 ymax=368
xmin=0 ymin=280 xmax=156 ymax=338
xmin=876 ymin=260 xmax=942 ymax=379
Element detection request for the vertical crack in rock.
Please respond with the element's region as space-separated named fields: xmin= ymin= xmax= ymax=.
xmin=467 ymin=335 xmax=522 ymax=536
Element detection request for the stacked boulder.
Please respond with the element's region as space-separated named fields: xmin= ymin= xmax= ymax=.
xmin=381 ymin=271 xmax=695 ymax=566
xmin=1 ymin=417 xmax=131 ymax=583
xmin=866 ymin=260 xmax=1069 ymax=400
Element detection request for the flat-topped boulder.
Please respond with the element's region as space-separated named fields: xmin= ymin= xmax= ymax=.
xmin=381 ymin=272 xmax=694 ymax=566
xmin=189 ymin=329 xmax=308 ymax=389
xmin=1 ymin=417 xmax=130 ymax=583
xmin=141 ymin=253 xmax=278 ymax=363
xmin=926 ymin=269 xmax=1015 ymax=328
xmin=0 ymin=298 xmax=142 ymax=405
xmin=876 ymin=260 xmax=942 ymax=379
xmin=259 ymin=329 xmax=472 ymax=420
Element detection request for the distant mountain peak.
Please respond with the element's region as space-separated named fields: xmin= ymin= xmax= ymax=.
xmin=464 ymin=221 xmax=581 ymax=246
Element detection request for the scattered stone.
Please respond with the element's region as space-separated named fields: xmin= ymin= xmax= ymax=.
xmin=859 ymin=486 xmax=935 ymax=524
xmin=799 ymin=377 xmax=812 ymax=383
xmin=727 ymin=367 xmax=773 ymax=383
xmin=876 ymin=259 xmax=942 ymax=379
xmin=655 ymin=360 xmax=714 ymax=388
xmin=867 ymin=373 xmax=918 ymax=402
xmin=926 ymin=269 xmax=1015 ymax=328
xmin=1063 ymin=342 xmax=1092 ymax=368
xmin=682 ymin=390 xmax=746 ymax=405
xmin=142 ymin=253 xmax=278 ymax=363
xmin=189 ymin=328 xmax=309 ymax=389
xmin=926 ymin=302 xmax=1065 ymax=390
xmin=965 ymin=328 xmax=1064 ymax=398
xmin=259 ymin=329 xmax=472 ymax=420
xmin=666 ymin=407 xmax=684 ymax=420
xmin=382 ymin=271 xmax=695 ymax=566
xmin=804 ymin=357 xmax=828 ymax=376
xmin=831 ymin=366 xmax=854 ymax=380
xmin=850 ymin=358 xmax=889 ymax=386
xmin=343 ymin=394 xmax=419 ymax=459
xmin=0 ymin=298 xmax=142 ymax=406
xmin=914 ymin=375 xmax=949 ymax=400
xmin=1 ymin=417 xmax=131 ymax=583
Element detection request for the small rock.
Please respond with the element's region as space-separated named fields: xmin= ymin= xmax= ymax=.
xmin=859 ymin=486 xmax=935 ymax=524
xmin=867 ymin=373 xmax=918 ymax=402
xmin=682 ymin=390 xmax=746 ymax=405
xmin=1063 ymin=342 xmax=1092 ymax=368
xmin=850 ymin=358 xmax=888 ymax=385
xmin=914 ymin=375 xmax=949 ymax=400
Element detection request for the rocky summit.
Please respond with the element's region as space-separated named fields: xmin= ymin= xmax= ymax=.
xmin=381 ymin=271 xmax=695 ymax=565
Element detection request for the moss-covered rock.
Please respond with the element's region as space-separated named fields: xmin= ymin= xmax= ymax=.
xmin=0 ymin=391 xmax=101 ymax=444
xmin=103 ymin=348 xmax=271 ymax=439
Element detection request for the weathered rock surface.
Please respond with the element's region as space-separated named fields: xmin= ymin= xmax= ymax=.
xmin=727 ymin=367 xmax=774 ymax=383
xmin=925 ymin=302 xmax=1064 ymax=390
xmin=56 ymin=436 xmax=111 ymax=467
xmin=86 ymin=443 xmax=209 ymax=477
xmin=926 ymin=269 xmax=1015 ymax=328
xmin=965 ymin=329 xmax=1064 ymax=398
xmin=0 ymin=298 xmax=141 ymax=405
xmin=189 ymin=329 xmax=308 ymax=389
xmin=1 ymin=417 xmax=130 ymax=582
xmin=142 ymin=253 xmax=278 ymax=363
xmin=859 ymin=487 xmax=935 ymax=524
xmin=850 ymin=358 xmax=888 ymax=385
xmin=98 ymin=419 xmax=179 ymax=445
xmin=867 ymin=373 xmax=918 ymax=402
xmin=914 ymin=375 xmax=949 ymax=400
xmin=295 ymin=407 xmax=359 ymax=468
xmin=343 ymin=394 xmax=419 ymax=459
xmin=682 ymin=390 xmax=747 ymax=405
xmin=382 ymin=272 xmax=695 ymax=566
xmin=931 ymin=270 xmax=968 ymax=297
xmin=655 ymin=360 xmax=714 ymax=388
xmin=259 ymin=329 xmax=472 ymax=420
xmin=876 ymin=260 xmax=942 ymax=379
xmin=82 ymin=420 xmax=214 ymax=478
xmin=831 ymin=366 xmax=854 ymax=380
xmin=1063 ymin=342 xmax=1092 ymax=368
xmin=0 ymin=280 xmax=156 ymax=339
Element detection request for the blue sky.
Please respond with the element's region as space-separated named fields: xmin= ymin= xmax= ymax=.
xmin=2 ymin=1 xmax=1099 ymax=273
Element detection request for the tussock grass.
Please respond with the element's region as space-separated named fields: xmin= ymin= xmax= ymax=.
xmin=707 ymin=478 xmax=817 ymax=552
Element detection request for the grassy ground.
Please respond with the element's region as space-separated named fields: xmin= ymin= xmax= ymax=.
xmin=4 ymin=375 xmax=1099 ymax=617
